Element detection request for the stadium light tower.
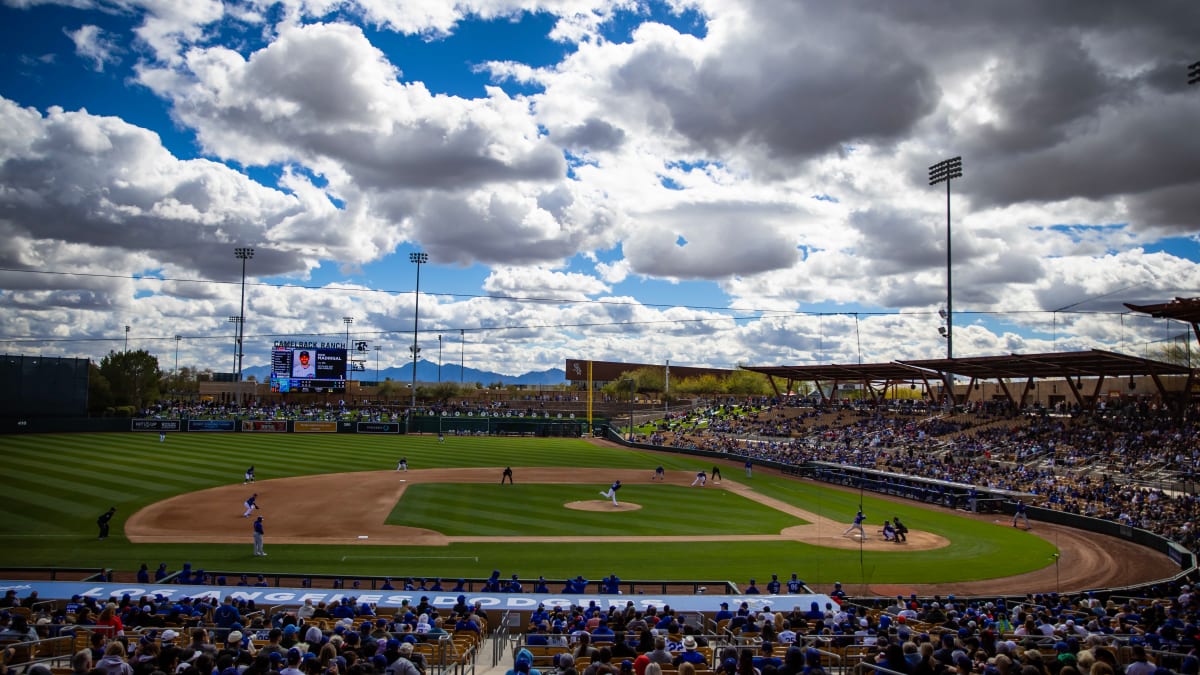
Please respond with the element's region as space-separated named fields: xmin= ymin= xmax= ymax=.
xmin=623 ymin=378 xmax=636 ymax=442
xmin=373 ymin=345 xmax=382 ymax=384
xmin=174 ymin=335 xmax=182 ymax=392
xmin=124 ymin=325 xmax=130 ymax=353
xmin=409 ymin=251 xmax=428 ymax=412
xmin=227 ymin=315 xmax=242 ymax=400
xmin=928 ymin=156 xmax=962 ymax=359
xmin=438 ymin=334 xmax=442 ymax=383
xmin=343 ymin=316 xmax=354 ymax=385
xmin=1189 ymin=60 xmax=1200 ymax=85
xmin=459 ymin=329 xmax=465 ymax=384
xmin=233 ymin=247 xmax=254 ymax=405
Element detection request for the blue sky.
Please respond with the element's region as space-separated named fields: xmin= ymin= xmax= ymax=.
xmin=0 ymin=0 xmax=1198 ymax=378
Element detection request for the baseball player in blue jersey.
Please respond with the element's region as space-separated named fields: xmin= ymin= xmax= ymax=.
xmin=1012 ymin=500 xmax=1030 ymax=529
xmin=599 ymin=480 xmax=622 ymax=506
xmin=786 ymin=573 xmax=804 ymax=594
xmin=252 ymin=516 xmax=266 ymax=556
xmin=242 ymin=493 xmax=260 ymax=517
xmin=766 ymin=574 xmax=781 ymax=594
xmin=244 ymin=466 xmax=255 ymax=484
xmin=653 ymin=466 xmax=665 ymax=481
xmin=842 ymin=509 xmax=867 ymax=539
xmin=690 ymin=470 xmax=707 ymax=487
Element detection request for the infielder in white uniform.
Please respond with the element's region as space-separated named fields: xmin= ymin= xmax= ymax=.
xmin=599 ymin=480 xmax=622 ymax=506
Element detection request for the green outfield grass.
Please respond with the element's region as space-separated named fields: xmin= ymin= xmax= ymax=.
xmin=0 ymin=432 xmax=1057 ymax=584
xmin=387 ymin=483 xmax=804 ymax=535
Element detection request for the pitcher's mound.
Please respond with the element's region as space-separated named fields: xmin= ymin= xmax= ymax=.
xmin=565 ymin=500 xmax=642 ymax=512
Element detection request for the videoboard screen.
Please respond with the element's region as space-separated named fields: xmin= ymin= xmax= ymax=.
xmin=270 ymin=343 xmax=347 ymax=393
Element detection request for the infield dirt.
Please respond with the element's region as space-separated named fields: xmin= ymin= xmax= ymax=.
xmin=125 ymin=458 xmax=1177 ymax=596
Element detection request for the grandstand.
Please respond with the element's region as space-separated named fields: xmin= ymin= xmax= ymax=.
xmin=1 ymin=351 xmax=1197 ymax=675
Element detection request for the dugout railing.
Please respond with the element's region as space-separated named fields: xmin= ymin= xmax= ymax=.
xmin=132 ymin=571 xmax=738 ymax=596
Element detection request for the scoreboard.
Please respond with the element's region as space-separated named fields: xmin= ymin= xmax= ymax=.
xmin=270 ymin=346 xmax=347 ymax=393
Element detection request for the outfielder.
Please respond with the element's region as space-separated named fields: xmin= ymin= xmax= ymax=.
xmin=242 ymin=493 xmax=260 ymax=518
xmin=842 ymin=509 xmax=866 ymax=539
xmin=599 ymin=480 xmax=622 ymax=506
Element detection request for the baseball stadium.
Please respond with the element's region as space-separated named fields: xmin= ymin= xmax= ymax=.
xmin=1 ymin=345 xmax=1197 ymax=675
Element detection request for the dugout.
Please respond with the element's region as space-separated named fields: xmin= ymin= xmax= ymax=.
xmin=804 ymin=461 xmax=1033 ymax=512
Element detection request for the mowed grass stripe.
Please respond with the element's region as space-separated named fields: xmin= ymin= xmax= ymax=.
xmin=1 ymin=452 xmax=232 ymax=493
xmin=0 ymin=433 xmax=1060 ymax=584
xmin=389 ymin=484 xmax=800 ymax=536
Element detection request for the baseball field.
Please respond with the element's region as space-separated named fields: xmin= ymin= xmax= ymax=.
xmin=0 ymin=432 xmax=1177 ymax=594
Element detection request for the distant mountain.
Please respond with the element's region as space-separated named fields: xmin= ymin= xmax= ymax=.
xmin=241 ymin=360 xmax=567 ymax=386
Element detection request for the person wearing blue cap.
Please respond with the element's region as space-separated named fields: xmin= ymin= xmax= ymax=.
xmin=786 ymin=573 xmax=804 ymax=594
xmin=278 ymin=648 xmax=304 ymax=675
xmin=251 ymin=515 xmax=266 ymax=557
xmin=603 ymin=574 xmax=621 ymax=594
xmin=766 ymin=574 xmax=781 ymax=595
xmin=505 ymin=574 xmax=523 ymax=593
xmin=1012 ymin=500 xmax=1030 ymax=529
xmin=506 ymin=648 xmax=542 ymax=675
xmin=715 ymin=603 xmax=733 ymax=622
xmin=599 ymin=480 xmax=622 ymax=507
xmin=842 ymin=510 xmax=867 ymax=540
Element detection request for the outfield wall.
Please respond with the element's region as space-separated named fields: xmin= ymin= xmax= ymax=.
xmin=1 ymin=416 xmax=602 ymax=436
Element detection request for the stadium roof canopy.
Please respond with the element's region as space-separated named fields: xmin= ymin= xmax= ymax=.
xmin=1124 ymin=298 xmax=1200 ymax=351
xmin=744 ymin=349 xmax=1194 ymax=410
xmin=898 ymin=349 xmax=1192 ymax=380
xmin=1124 ymin=297 xmax=1200 ymax=324
xmin=743 ymin=362 xmax=938 ymax=383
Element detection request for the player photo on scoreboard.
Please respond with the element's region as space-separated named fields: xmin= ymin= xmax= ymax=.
xmin=292 ymin=349 xmax=317 ymax=378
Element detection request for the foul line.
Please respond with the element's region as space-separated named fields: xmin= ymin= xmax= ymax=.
xmin=340 ymin=555 xmax=479 ymax=562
